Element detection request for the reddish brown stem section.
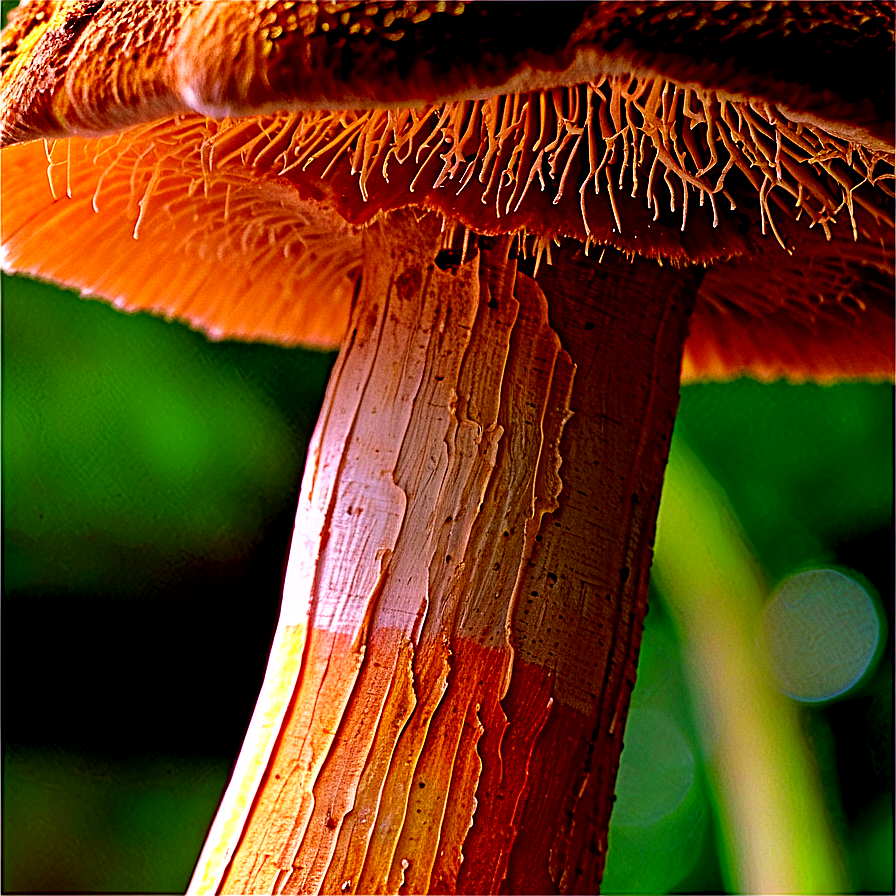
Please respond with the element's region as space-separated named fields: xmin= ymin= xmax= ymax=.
xmin=193 ymin=211 xmax=699 ymax=895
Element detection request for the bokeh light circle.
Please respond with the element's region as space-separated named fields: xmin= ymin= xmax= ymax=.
xmin=760 ymin=568 xmax=884 ymax=703
xmin=604 ymin=705 xmax=706 ymax=893
xmin=613 ymin=707 xmax=696 ymax=826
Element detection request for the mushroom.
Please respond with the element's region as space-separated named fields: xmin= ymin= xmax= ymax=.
xmin=1 ymin=2 xmax=892 ymax=893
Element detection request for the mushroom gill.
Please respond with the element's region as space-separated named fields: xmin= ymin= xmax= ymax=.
xmin=3 ymin=53 xmax=893 ymax=375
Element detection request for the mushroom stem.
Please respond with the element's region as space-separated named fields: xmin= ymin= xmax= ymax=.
xmin=191 ymin=210 xmax=701 ymax=895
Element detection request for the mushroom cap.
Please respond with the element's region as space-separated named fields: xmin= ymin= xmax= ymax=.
xmin=2 ymin=0 xmax=893 ymax=381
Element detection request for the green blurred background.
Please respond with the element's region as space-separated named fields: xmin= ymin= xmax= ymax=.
xmin=2 ymin=265 xmax=892 ymax=893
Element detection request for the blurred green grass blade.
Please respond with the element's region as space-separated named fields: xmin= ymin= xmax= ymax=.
xmin=653 ymin=438 xmax=850 ymax=894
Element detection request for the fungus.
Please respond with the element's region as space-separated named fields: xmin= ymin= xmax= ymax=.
xmin=1 ymin=2 xmax=893 ymax=893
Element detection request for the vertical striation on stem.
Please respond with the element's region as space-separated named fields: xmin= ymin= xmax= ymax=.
xmin=193 ymin=210 xmax=702 ymax=894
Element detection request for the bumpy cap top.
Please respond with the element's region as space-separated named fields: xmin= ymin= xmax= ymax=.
xmin=1 ymin=1 xmax=893 ymax=380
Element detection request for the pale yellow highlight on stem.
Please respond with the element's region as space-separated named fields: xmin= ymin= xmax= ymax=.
xmin=652 ymin=440 xmax=848 ymax=895
xmin=188 ymin=621 xmax=308 ymax=895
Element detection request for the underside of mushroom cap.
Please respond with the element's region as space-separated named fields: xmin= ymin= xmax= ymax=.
xmin=1 ymin=0 xmax=894 ymax=381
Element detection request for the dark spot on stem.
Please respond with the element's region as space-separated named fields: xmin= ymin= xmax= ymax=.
xmin=435 ymin=249 xmax=463 ymax=269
